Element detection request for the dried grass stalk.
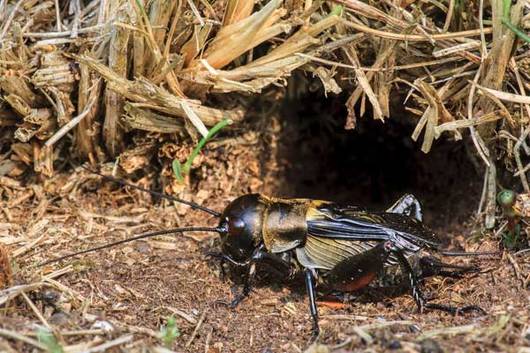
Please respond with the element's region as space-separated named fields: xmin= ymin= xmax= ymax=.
xmin=0 ymin=0 xmax=527 ymax=213
xmin=76 ymin=62 xmax=102 ymax=162
xmin=223 ymin=0 xmax=255 ymax=26
xmin=0 ymin=244 xmax=13 ymax=289
xmin=74 ymin=54 xmax=243 ymax=125
xmin=103 ymin=1 xmax=130 ymax=157
xmin=195 ymin=0 xmax=283 ymax=69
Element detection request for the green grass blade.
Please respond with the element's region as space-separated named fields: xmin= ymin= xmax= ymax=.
xmin=173 ymin=118 xmax=232 ymax=182
xmin=160 ymin=316 xmax=180 ymax=348
xmin=37 ymin=328 xmax=64 ymax=353
xmin=501 ymin=0 xmax=530 ymax=44
xmin=502 ymin=18 xmax=530 ymax=44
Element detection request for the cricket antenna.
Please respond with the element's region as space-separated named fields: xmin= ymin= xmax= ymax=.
xmin=38 ymin=226 xmax=223 ymax=267
xmin=80 ymin=165 xmax=221 ymax=217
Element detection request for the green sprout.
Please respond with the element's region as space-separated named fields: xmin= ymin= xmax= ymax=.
xmin=159 ymin=316 xmax=180 ymax=348
xmin=37 ymin=327 xmax=64 ymax=353
xmin=497 ymin=189 xmax=525 ymax=250
xmin=497 ymin=189 xmax=516 ymax=216
xmin=329 ymin=5 xmax=343 ymax=17
xmin=502 ymin=0 xmax=530 ymax=44
xmin=173 ymin=118 xmax=231 ymax=183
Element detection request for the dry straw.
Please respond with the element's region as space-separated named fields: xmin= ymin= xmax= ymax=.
xmin=0 ymin=0 xmax=529 ymax=224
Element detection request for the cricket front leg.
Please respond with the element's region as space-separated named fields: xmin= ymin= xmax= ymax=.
xmin=229 ymin=247 xmax=294 ymax=308
xmin=229 ymin=263 xmax=255 ymax=308
xmin=206 ymin=252 xmax=255 ymax=308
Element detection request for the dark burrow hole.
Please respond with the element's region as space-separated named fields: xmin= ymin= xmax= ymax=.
xmin=274 ymin=88 xmax=482 ymax=231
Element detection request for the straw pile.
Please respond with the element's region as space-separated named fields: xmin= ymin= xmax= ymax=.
xmin=0 ymin=0 xmax=529 ymax=223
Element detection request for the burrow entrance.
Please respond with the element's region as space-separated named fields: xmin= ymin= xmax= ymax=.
xmin=271 ymin=87 xmax=482 ymax=230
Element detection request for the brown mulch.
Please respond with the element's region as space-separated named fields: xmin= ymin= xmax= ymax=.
xmin=1 ymin=165 xmax=529 ymax=353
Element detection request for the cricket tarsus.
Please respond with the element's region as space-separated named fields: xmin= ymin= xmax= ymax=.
xmin=418 ymin=256 xmax=479 ymax=279
xmin=424 ymin=303 xmax=486 ymax=315
xmin=80 ymin=165 xmax=221 ymax=217
xmin=229 ymin=282 xmax=252 ymax=308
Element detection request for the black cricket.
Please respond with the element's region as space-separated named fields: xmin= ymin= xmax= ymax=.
xmin=41 ymin=167 xmax=493 ymax=338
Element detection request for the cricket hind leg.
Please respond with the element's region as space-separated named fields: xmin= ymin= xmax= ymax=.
xmin=304 ymin=269 xmax=320 ymax=341
xmin=392 ymin=249 xmax=485 ymax=315
xmin=307 ymin=241 xmax=394 ymax=339
xmin=324 ymin=241 xmax=393 ymax=292
xmin=386 ymin=194 xmax=423 ymax=221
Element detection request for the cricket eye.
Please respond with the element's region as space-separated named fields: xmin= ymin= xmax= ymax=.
xmin=229 ymin=217 xmax=245 ymax=235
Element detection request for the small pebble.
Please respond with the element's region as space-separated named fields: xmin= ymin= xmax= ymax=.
xmin=524 ymin=327 xmax=530 ymax=342
xmin=91 ymin=320 xmax=114 ymax=332
xmin=387 ymin=340 xmax=402 ymax=350
xmin=48 ymin=312 xmax=70 ymax=326
xmin=420 ymin=338 xmax=443 ymax=353
xmin=135 ymin=242 xmax=151 ymax=253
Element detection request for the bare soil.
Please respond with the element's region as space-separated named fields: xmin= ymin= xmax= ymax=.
xmin=1 ymin=175 xmax=529 ymax=353
xmin=1 ymin=106 xmax=530 ymax=353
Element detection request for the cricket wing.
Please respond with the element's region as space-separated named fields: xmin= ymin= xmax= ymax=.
xmin=296 ymin=204 xmax=440 ymax=270
xmin=306 ymin=204 xmax=440 ymax=246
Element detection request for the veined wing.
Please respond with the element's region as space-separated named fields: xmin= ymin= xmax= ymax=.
xmin=296 ymin=236 xmax=381 ymax=270
xmin=306 ymin=204 xmax=441 ymax=248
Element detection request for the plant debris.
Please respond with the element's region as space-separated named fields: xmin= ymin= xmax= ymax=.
xmin=0 ymin=1 xmax=528 ymax=199
xmin=0 ymin=243 xmax=12 ymax=288
xmin=1 ymin=0 xmax=530 ymax=352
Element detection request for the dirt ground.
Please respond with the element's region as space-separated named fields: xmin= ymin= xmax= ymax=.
xmin=2 ymin=0 xmax=530 ymax=349
xmin=1 ymin=164 xmax=529 ymax=353
xmin=1 ymin=106 xmax=530 ymax=353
